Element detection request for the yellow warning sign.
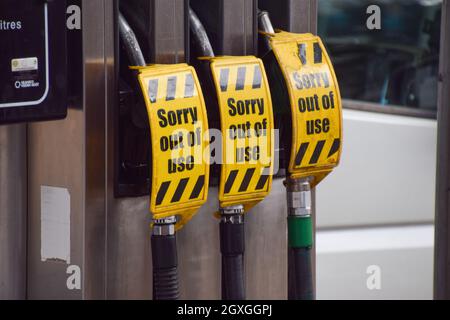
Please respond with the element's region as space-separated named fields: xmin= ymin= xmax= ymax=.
xmin=137 ymin=64 xmax=209 ymax=229
xmin=209 ymin=56 xmax=274 ymax=211
xmin=269 ymin=32 xmax=342 ymax=187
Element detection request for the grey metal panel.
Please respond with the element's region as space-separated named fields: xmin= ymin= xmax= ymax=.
xmin=151 ymin=0 xmax=186 ymax=63
xmin=120 ymin=0 xmax=186 ymax=64
xmin=0 ymin=124 xmax=27 ymax=300
xmin=221 ymin=0 xmax=256 ymax=55
xmin=27 ymin=0 xmax=109 ymax=299
xmin=106 ymin=197 xmax=153 ymax=299
xmin=82 ymin=0 xmax=109 ymax=299
xmin=190 ymin=0 xmax=257 ymax=55
xmin=259 ymin=0 xmax=318 ymax=34
xmin=435 ymin=0 xmax=450 ymax=300
xmin=245 ymin=180 xmax=288 ymax=299
xmin=176 ymin=195 xmax=221 ymax=299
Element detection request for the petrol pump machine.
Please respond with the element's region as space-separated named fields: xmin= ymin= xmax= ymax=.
xmin=0 ymin=0 xmax=67 ymax=124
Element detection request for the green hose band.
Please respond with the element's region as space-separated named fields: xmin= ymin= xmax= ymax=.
xmin=288 ymin=216 xmax=313 ymax=248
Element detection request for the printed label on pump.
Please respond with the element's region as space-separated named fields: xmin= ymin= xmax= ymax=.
xmin=269 ymin=32 xmax=342 ymax=186
xmin=137 ymin=64 xmax=209 ymax=228
xmin=209 ymin=56 xmax=274 ymax=210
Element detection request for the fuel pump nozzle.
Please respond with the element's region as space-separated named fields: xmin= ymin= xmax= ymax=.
xmin=189 ymin=7 xmax=247 ymax=300
xmin=257 ymin=9 xmax=343 ymax=301
xmin=258 ymin=10 xmax=315 ymax=300
xmin=118 ymin=12 xmax=179 ymax=300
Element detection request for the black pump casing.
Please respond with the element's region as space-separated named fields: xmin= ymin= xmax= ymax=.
xmin=0 ymin=0 xmax=68 ymax=124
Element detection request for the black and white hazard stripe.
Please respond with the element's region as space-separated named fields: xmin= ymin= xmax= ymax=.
xmin=148 ymin=73 xmax=196 ymax=104
xmin=223 ymin=167 xmax=271 ymax=195
xmin=298 ymin=41 xmax=323 ymax=65
xmin=294 ymin=138 xmax=340 ymax=167
xmin=218 ymin=64 xmax=263 ymax=93
xmin=155 ymin=175 xmax=206 ymax=206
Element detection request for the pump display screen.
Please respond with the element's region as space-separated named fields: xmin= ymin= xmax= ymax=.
xmin=0 ymin=3 xmax=47 ymax=106
xmin=0 ymin=0 xmax=67 ymax=124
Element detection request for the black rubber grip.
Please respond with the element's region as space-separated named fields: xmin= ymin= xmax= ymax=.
xmin=220 ymin=220 xmax=245 ymax=300
xmin=288 ymin=247 xmax=314 ymax=300
xmin=151 ymin=234 xmax=180 ymax=300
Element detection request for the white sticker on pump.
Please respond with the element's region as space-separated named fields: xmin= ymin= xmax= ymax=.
xmin=41 ymin=186 xmax=71 ymax=264
xmin=11 ymin=57 xmax=38 ymax=72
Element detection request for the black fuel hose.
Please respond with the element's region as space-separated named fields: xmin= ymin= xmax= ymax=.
xmin=288 ymin=247 xmax=314 ymax=300
xmin=188 ymin=7 xmax=215 ymax=58
xmin=151 ymin=232 xmax=180 ymax=300
xmin=118 ymin=12 xmax=146 ymax=67
xmin=220 ymin=215 xmax=246 ymax=300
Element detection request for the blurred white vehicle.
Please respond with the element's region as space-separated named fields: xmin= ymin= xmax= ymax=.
xmin=315 ymin=0 xmax=441 ymax=299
